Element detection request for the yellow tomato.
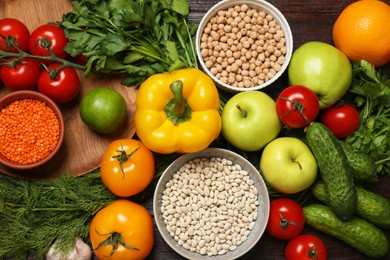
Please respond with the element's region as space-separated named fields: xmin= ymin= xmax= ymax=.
xmin=100 ymin=139 xmax=155 ymax=197
xmin=90 ymin=199 xmax=154 ymax=260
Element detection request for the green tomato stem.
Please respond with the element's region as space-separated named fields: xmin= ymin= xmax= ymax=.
xmin=0 ymin=37 xmax=86 ymax=70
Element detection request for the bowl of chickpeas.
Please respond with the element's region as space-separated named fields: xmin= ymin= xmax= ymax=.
xmin=153 ymin=148 xmax=270 ymax=260
xmin=196 ymin=0 xmax=293 ymax=92
xmin=0 ymin=90 xmax=65 ymax=170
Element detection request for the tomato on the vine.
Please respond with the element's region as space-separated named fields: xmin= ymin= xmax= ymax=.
xmin=90 ymin=199 xmax=154 ymax=260
xmin=37 ymin=63 xmax=80 ymax=103
xmin=0 ymin=58 xmax=41 ymax=91
xmin=100 ymin=139 xmax=155 ymax=197
xmin=276 ymin=85 xmax=320 ymax=128
xmin=286 ymin=234 xmax=328 ymax=260
xmin=0 ymin=18 xmax=30 ymax=53
xmin=29 ymin=24 xmax=68 ymax=61
xmin=266 ymin=198 xmax=305 ymax=240
xmin=321 ymin=102 xmax=360 ymax=138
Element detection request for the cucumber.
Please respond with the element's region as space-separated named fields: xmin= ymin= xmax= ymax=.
xmin=306 ymin=122 xmax=357 ymax=220
xmin=304 ymin=204 xmax=389 ymax=258
xmin=312 ymin=180 xmax=390 ymax=229
xmin=339 ymin=140 xmax=378 ymax=182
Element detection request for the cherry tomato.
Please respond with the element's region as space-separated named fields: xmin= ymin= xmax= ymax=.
xmin=321 ymin=102 xmax=360 ymax=138
xmin=29 ymin=24 xmax=68 ymax=61
xmin=37 ymin=63 xmax=80 ymax=103
xmin=0 ymin=58 xmax=41 ymax=91
xmin=100 ymin=139 xmax=155 ymax=197
xmin=73 ymin=53 xmax=89 ymax=65
xmin=90 ymin=199 xmax=154 ymax=260
xmin=276 ymin=85 xmax=320 ymax=128
xmin=266 ymin=198 xmax=305 ymax=240
xmin=285 ymin=234 xmax=328 ymax=260
xmin=0 ymin=18 xmax=30 ymax=53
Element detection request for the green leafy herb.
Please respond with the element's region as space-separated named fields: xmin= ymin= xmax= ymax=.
xmin=345 ymin=60 xmax=390 ymax=175
xmin=0 ymin=171 xmax=117 ymax=260
xmin=60 ymin=0 xmax=198 ymax=86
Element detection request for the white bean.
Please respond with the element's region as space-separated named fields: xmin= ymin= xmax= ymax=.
xmin=161 ymin=157 xmax=260 ymax=256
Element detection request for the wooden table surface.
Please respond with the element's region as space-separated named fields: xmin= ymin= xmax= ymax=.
xmin=143 ymin=0 xmax=390 ymax=259
xmin=0 ymin=0 xmax=388 ymax=259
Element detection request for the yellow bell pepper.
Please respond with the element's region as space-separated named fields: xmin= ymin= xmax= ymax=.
xmin=135 ymin=68 xmax=222 ymax=154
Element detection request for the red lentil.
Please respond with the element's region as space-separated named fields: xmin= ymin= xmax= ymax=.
xmin=0 ymin=98 xmax=60 ymax=165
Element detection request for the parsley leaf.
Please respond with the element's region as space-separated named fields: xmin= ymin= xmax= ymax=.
xmin=345 ymin=60 xmax=390 ymax=175
xmin=60 ymin=0 xmax=198 ymax=86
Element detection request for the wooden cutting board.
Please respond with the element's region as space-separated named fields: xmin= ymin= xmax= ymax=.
xmin=0 ymin=0 xmax=138 ymax=179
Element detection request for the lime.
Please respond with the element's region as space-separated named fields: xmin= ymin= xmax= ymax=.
xmin=79 ymin=88 xmax=127 ymax=134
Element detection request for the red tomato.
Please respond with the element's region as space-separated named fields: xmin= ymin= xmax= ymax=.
xmin=285 ymin=234 xmax=328 ymax=260
xmin=321 ymin=102 xmax=360 ymax=138
xmin=73 ymin=53 xmax=89 ymax=65
xmin=0 ymin=58 xmax=41 ymax=91
xmin=0 ymin=18 xmax=30 ymax=53
xmin=29 ymin=24 xmax=68 ymax=61
xmin=276 ymin=85 xmax=320 ymax=128
xmin=266 ymin=198 xmax=305 ymax=240
xmin=37 ymin=63 xmax=80 ymax=103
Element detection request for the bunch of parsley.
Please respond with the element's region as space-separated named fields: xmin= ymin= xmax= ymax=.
xmin=60 ymin=0 xmax=198 ymax=86
xmin=345 ymin=60 xmax=390 ymax=176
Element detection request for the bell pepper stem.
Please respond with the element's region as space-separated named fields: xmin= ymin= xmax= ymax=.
xmin=170 ymin=80 xmax=185 ymax=117
xmin=165 ymin=80 xmax=192 ymax=125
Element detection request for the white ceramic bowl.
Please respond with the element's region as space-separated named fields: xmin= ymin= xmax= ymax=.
xmin=196 ymin=0 xmax=293 ymax=92
xmin=153 ymin=148 xmax=270 ymax=260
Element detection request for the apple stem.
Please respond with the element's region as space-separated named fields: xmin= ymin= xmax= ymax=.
xmin=236 ymin=104 xmax=247 ymax=118
xmin=292 ymin=157 xmax=303 ymax=170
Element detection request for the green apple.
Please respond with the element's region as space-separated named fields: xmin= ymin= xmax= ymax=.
xmin=221 ymin=91 xmax=281 ymax=152
xmin=288 ymin=41 xmax=352 ymax=109
xmin=260 ymin=137 xmax=317 ymax=194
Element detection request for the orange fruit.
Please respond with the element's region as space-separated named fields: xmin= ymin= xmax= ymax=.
xmin=333 ymin=0 xmax=390 ymax=67
xmin=79 ymin=88 xmax=127 ymax=134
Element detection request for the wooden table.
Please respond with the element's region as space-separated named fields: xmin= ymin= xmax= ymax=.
xmin=143 ymin=1 xmax=390 ymax=259
xmin=0 ymin=0 xmax=388 ymax=259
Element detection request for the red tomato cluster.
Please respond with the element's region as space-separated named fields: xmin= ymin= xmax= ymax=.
xmin=266 ymin=198 xmax=328 ymax=259
xmin=0 ymin=18 xmax=80 ymax=103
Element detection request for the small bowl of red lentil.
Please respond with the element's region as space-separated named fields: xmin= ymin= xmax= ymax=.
xmin=196 ymin=0 xmax=293 ymax=92
xmin=0 ymin=90 xmax=64 ymax=170
xmin=153 ymin=148 xmax=270 ymax=260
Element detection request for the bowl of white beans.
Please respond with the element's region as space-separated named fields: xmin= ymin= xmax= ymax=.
xmin=153 ymin=148 xmax=270 ymax=260
xmin=196 ymin=0 xmax=293 ymax=92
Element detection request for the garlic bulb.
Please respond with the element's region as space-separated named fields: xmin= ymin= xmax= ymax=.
xmin=46 ymin=237 xmax=92 ymax=260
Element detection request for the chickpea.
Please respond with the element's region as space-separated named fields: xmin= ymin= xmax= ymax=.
xmin=243 ymin=79 xmax=252 ymax=88
xmin=235 ymin=74 xmax=243 ymax=82
xmin=231 ymin=63 xmax=239 ymax=72
xmin=224 ymin=25 xmax=232 ymax=33
xmin=199 ymin=4 xmax=287 ymax=88
xmin=210 ymin=67 xmax=217 ymax=75
xmin=241 ymin=4 xmax=249 ymax=12
xmin=277 ymin=56 xmax=286 ymax=64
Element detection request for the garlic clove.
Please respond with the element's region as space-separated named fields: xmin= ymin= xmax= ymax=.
xmin=46 ymin=237 xmax=92 ymax=260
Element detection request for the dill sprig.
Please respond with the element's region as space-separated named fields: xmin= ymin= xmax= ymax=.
xmin=0 ymin=171 xmax=118 ymax=260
